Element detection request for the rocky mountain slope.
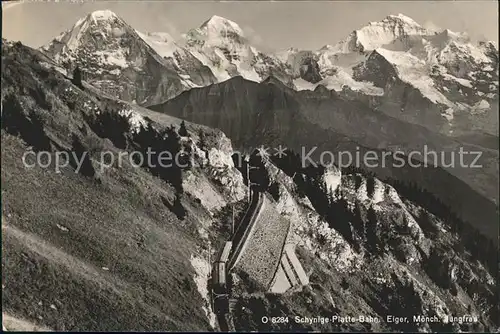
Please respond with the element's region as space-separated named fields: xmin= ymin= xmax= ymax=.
xmin=228 ymin=152 xmax=497 ymax=332
xmin=41 ymin=10 xmax=216 ymax=105
xmin=284 ymin=14 xmax=499 ymax=136
xmin=150 ymin=76 xmax=499 ymax=240
xmin=182 ymin=15 xmax=294 ymax=87
xmin=2 ymin=40 xmax=243 ymax=331
xmin=135 ymin=31 xmax=216 ymax=89
xmin=3 ymin=40 xmax=498 ymax=332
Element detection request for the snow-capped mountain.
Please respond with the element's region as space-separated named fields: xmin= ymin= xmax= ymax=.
xmin=283 ymin=14 xmax=499 ymax=136
xmin=42 ymin=10 xmax=216 ymax=105
xmin=182 ymin=15 xmax=294 ymax=87
xmin=286 ymin=14 xmax=433 ymax=94
xmin=331 ymin=14 xmax=430 ymax=54
xmin=136 ymin=31 xmax=216 ymax=88
xmin=42 ymin=10 xmax=498 ymax=136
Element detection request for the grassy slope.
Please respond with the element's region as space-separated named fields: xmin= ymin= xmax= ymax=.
xmin=1 ymin=42 xmax=215 ymax=331
xmin=2 ymin=133 xmax=213 ymax=331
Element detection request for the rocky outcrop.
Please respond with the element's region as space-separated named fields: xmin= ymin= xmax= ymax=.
xmin=151 ymin=75 xmax=499 ymax=239
xmin=299 ymin=57 xmax=322 ymax=83
xmin=227 ymin=149 xmax=497 ymax=331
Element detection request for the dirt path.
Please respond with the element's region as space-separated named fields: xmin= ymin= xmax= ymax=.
xmin=2 ymin=313 xmax=52 ymax=331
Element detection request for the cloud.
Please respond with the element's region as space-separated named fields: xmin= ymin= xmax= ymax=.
xmin=153 ymin=17 xmax=181 ymax=39
xmin=423 ymin=20 xmax=442 ymax=33
xmin=242 ymin=25 xmax=265 ymax=48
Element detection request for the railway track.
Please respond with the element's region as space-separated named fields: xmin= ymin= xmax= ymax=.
xmin=211 ymin=189 xmax=264 ymax=332
xmin=227 ymin=191 xmax=264 ymax=270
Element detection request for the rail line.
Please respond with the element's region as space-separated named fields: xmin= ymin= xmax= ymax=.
xmin=227 ymin=191 xmax=264 ymax=270
xmin=211 ymin=189 xmax=264 ymax=332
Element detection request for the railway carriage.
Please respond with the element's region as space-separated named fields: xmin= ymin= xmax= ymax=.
xmin=212 ymin=261 xmax=227 ymax=293
xmin=212 ymin=241 xmax=232 ymax=294
xmin=220 ymin=241 xmax=232 ymax=263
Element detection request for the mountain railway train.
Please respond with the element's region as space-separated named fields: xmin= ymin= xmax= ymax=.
xmin=220 ymin=241 xmax=232 ymax=263
xmin=212 ymin=241 xmax=232 ymax=294
xmin=214 ymin=261 xmax=227 ymax=291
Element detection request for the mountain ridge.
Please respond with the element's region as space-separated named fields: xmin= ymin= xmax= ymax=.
xmin=149 ymin=75 xmax=499 ymax=242
xmin=40 ymin=10 xmax=498 ymax=137
xmin=41 ymin=10 xmax=217 ymax=105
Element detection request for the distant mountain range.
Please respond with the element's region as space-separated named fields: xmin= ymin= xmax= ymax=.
xmin=149 ymin=75 xmax=499 ymax=239
xmin=41 ymin=10 xmax=498 ymax=137
xmin=38 ymin=8 xmax=500 ymax=212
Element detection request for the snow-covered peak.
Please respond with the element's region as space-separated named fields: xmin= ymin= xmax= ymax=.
xmin=438 ymin=29 xmax=470 ymax=44
xmin=384 ymin=13 xmax=421 ymax=26
xmin=89 ymin=9 xmax=118 ymax=21
xmin=182 ymin=15 xmax=279 ymax=83
xmin=200 ymin=15 xmax=244 ymax=36
xmin=141 ymin=31 xmax=174 ymax=43
xmin=319 ymin=44 xmax=335 ymax=51
xmin=184 ymin=14 xmax=248 ymax=52
xmin=44 ymin=9 xmax=129 ymax=53
xmin=274 ymin=47 xmax=299 ymax=63
xmin=480 ymin=40 xmax=498 ymax=49
xmin=136 ymin=31 xmax=178 ymax=58
xmin=478 ymin=40 xmax=499 ymax=54
xmin=332 ymin=14 xmax=430 ymax=53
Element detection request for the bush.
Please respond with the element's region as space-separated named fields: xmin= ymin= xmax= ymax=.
xmin=72 ymin=66 xmax=84 ymax=90
xmin=178 ymin=120 xmax=189 ymax=137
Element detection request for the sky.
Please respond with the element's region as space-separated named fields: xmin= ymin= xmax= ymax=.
xmin=2 ymin=0 xmax=499 ymax=52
